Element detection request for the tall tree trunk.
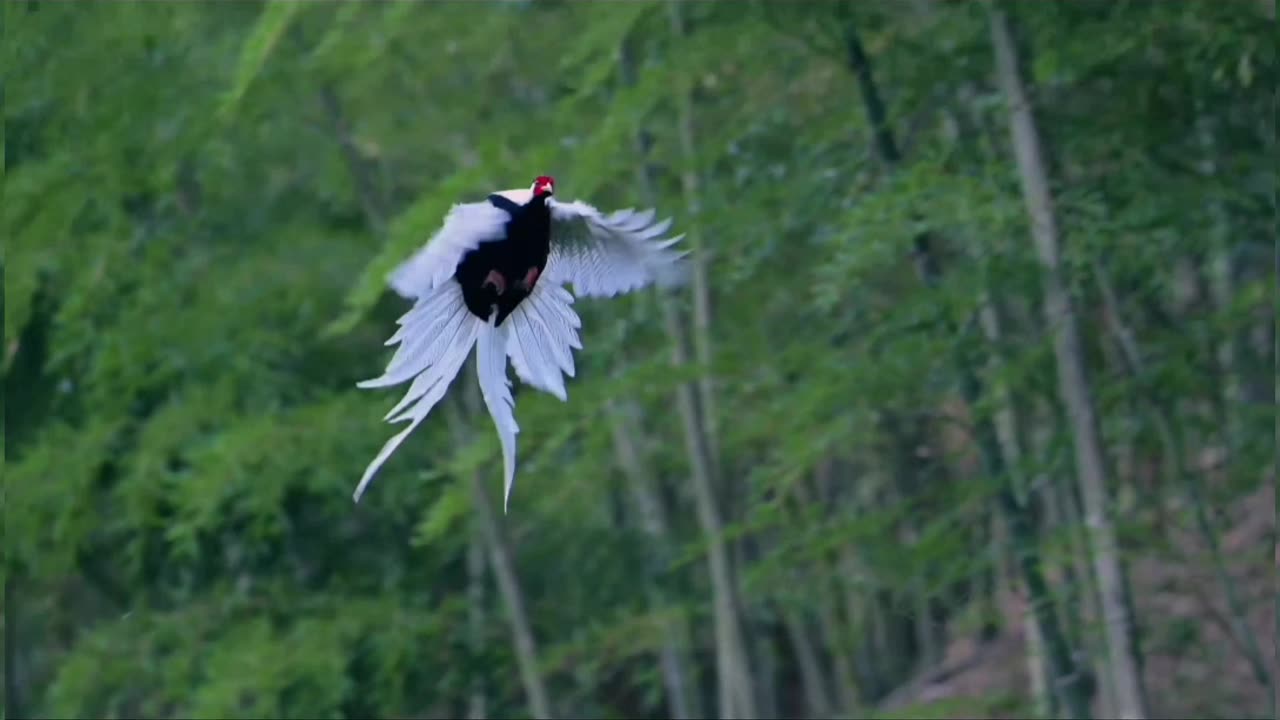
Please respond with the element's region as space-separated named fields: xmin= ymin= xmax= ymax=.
xmin=912 ymin=574 xmax=939 ymax=672
xmin=606 ymin=398 xmax=699 ymax=720
xmin=753 ymin=622 xmax=780 ymax=720
xmin=1195 ymin=114 xmax=1244 ymax=450
xmin=657 ymin=209 xmax=756 ymax=720
xmin=978 ymin=297 xmax=1059 ymax=719
xmin=468 ymin=523 xmax=488 ymax=720
xmin=619 ymin=31 xmax=757 ymax=720
xmin=966 ymin=97 xmax=1098 ymax=714
xmin=989 ymin=8 xmax=1148 ymax=718
xmin=475 ymin=486 xmax=552 ymax=720
xmin=781 ymin=606 xmax=835 ymax=718
xmin=804 ymin=463 xmax=862 ymax=713
xmin=1094 ymin=260 xmax=1274 ymax=701
xmin=865 ymin=588 xmax=892 ymax=701
xmin=658 ymin=216 xmax=756 ymax=720
xmin=5 ymin=570 xmax=26 ymax=720
xmin=448 ymin=392 xmax=552 ymax=720
xmin=992 ymin=505 xmax=1058 ymax=719
xmin=1042 ymin=455 xmax=1103 ymax=715
xmin=839 ymin=17 xmax=1092 ymax=718
xmin=666 ymin=0 xmax=722 ymax=487
xmin=816 ymin=583 xmax=862 ymax=712
xmin=1024 ymin=596 xmax=1055 ymax=719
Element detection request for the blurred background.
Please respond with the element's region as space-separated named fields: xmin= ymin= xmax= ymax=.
xmin=4 ymin=1 xmax=1275 ymax=718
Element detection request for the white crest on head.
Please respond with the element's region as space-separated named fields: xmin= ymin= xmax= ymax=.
xmin=492 ymin=188 xmax=534 ymax=205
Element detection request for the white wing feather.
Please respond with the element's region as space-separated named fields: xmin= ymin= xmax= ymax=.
xmin=387 ymin=200 xmax=512 ymax=300
xmin=544 ymin=198 xmax=689 ymax=298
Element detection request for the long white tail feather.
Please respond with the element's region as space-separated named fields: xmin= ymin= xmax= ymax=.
xmin=507 ymin=318 xmax=562 ymax=400
xmin=505 ymin=337 xmax=538 ymax=400
xmin=381 ymin=305 xmax=478 ymax=422
xmin=514 ymin=311 xmax=565 ymax=398
xmin=353 ymin=282 xmax=482 ymax=503
xmin=384 ymin=288 xmax=461 ymax=346
xmin=358 ymin=287 xmax=469 ymax=390
xmin=384 ymin=369 xmax=450 ymax=424
xmin=367 ymin=314 xmax=466 ymax=394
xmin=504 ymin=281 xmax=583 ymax=402
xmin=523 ymin=293 xmax=577 ymax=382
xmin=354 ymin=279 xmax=585 ymax=509
xmin=504 ymin=320 xmax=543 ymax=394
xmin=476 ymin=316 xmax=521 ymax=513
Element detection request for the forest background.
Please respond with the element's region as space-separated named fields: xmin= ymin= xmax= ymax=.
xmin=5 ymin=1 xmax=1276 ymax=719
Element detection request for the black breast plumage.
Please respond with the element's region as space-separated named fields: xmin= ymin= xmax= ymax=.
xmin=455 ymin=194 xmax=552 ymax=326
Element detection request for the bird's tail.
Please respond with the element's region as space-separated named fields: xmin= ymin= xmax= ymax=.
xmin=503 ymin=281 xmax=583 ymax=402
xmin=353 ymin=280 xmax=482 ymax=502
xmin=475 ymin=314 xmax=519 ymax=513
xmin=479 ymin=280 xmax=584 ymax=512
xmin=354 ymin=277 xmax=585 ymax=512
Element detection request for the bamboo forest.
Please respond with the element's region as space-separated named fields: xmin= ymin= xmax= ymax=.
xmin=4 ymin=2 xmax=1275 ymax=719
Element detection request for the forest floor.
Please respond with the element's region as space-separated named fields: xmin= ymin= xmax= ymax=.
xmin=880 ymin=481 xmax=1277 ymax=719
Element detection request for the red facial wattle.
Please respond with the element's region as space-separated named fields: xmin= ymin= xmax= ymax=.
xmin=533 ymin=175 xmax=555 ymax=197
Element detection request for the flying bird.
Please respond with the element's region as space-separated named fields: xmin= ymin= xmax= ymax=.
xmin=354 ymin=176 xmax=688 ymax=511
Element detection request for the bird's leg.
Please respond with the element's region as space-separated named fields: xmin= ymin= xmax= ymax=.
xmin=482 ymin=270 xmax=507 ymax=295
xmin=517 ymin=266 xmax=540 ymax=291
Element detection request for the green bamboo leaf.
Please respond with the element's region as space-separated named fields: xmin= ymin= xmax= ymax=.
xmin=218 ymin=1 xmax=305 ymax=121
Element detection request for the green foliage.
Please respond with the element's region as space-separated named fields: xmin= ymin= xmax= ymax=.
xmin=5 ymin=1 xmax=1272 ymax=718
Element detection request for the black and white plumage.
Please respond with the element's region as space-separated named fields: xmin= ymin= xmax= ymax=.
xmin=355 ymin=176 xmax=687 ymax=511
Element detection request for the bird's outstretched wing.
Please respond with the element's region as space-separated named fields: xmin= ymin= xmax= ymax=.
xmin=387 ymin=200 xmax=512 ymax=299
xmin=544 ymin=199 xmax=689 ymax=298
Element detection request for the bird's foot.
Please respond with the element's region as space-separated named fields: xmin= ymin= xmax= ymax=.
xmin=517 ymin=266 xmax=540 ymax=291
xmin=483 ymin=270 xmax=507 ymax=295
